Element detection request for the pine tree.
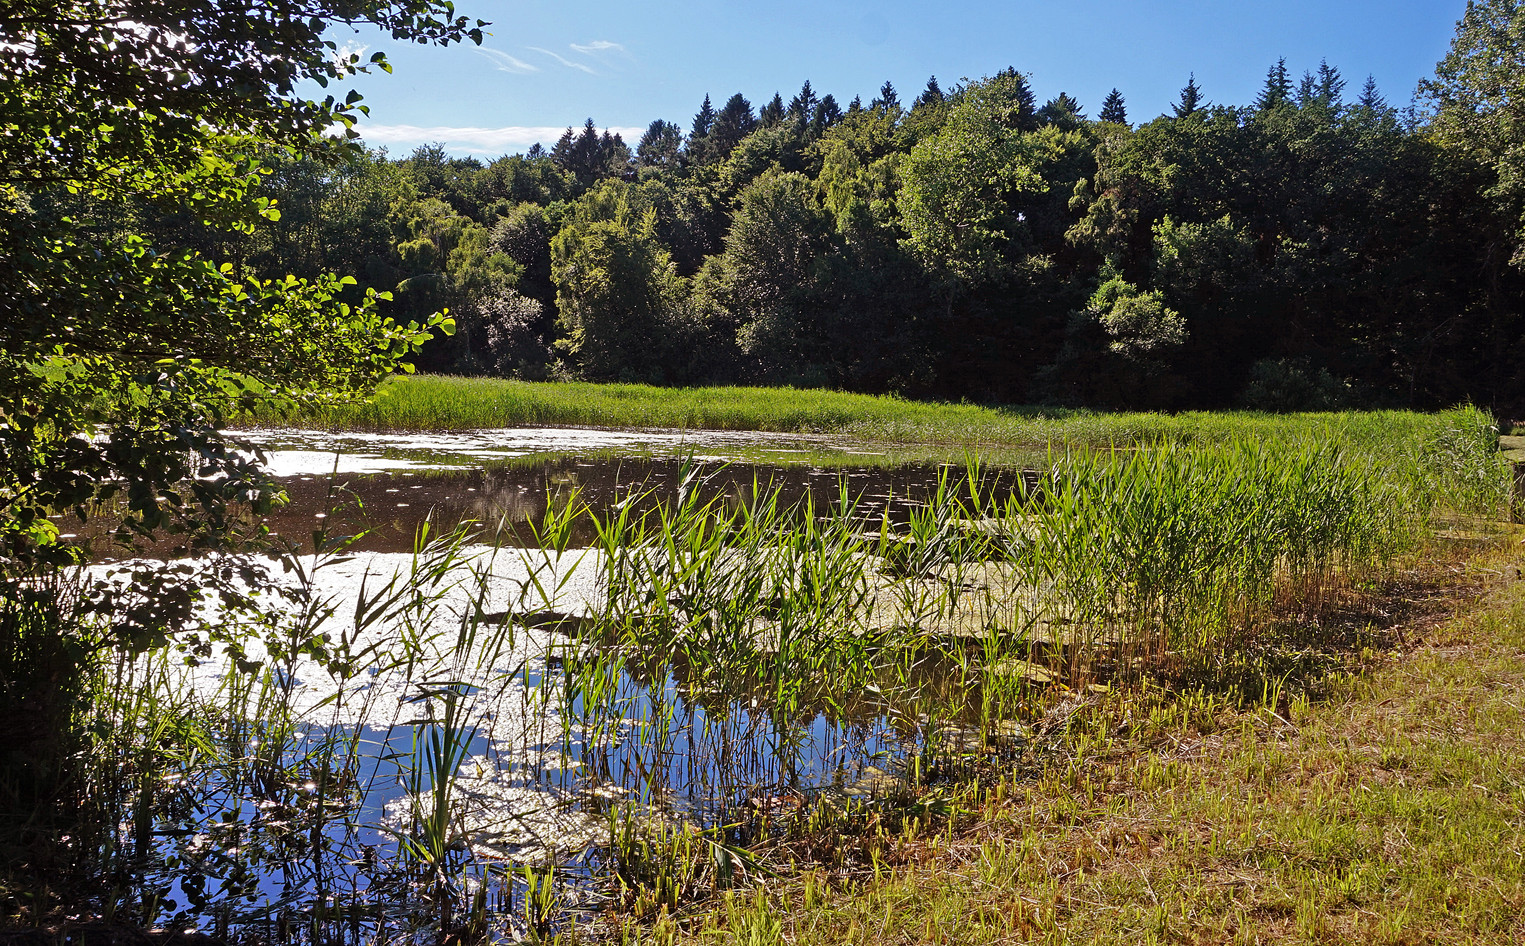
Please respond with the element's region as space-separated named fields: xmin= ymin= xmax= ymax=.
xmin=552 ymin=118 xmax=610 ymax=187
xmin=716 ymin=93 xmax=757 ymax=136
xmin=1316 ymin=59 xmax=1346 ymax=108
xmin=811 ymin=94 xmax=843 ymax=135
xmin=914 ymin=75 xmax=944 ymax=109
xmin=707 ymin=92 xmax=757 ymax=158
xmin=550 ymin=126 xmax=575 ymax=163
xmin=1357 ymin=74 xmax=1388 ymax=113
xmin=636 ymin=119 xmax=682 ymax=168
xmin=1297 ymin=71 xmax=1317 ymax=106
xmin=788 ymin=80 xmax=819 ymax=119
xmin=847 ymin=95 xmax=863 ymax=114
xmin=870 ymin=80 xmax=900 ymax=112
xmin=1256 ymin=59 xmax=1292 ymax=110
xmin=994 ymin=67 xmax=1038 ymax=128
xmin=1099 ymin=88 xmax=1128 ymax=124
xmin=690 ymin=94 xmax=715 ymax=139
xmin=1038 ymin=92 xmax=1085 ymax=129
xmin=1173 ymin=73 xmax=1203 ymax=118
xmin=759 ymin=92 xmax=785 ymax=127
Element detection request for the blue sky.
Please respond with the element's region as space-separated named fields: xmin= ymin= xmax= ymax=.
xmin=331 ymin=0 xmax=1470 ymax=157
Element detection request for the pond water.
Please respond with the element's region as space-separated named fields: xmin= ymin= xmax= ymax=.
xmin=90 ymin=426 xmax=1037 ymax=936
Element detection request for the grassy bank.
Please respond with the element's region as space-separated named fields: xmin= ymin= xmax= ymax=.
xmin=250 ymin=375 xmax=1465 ymax=452
xmin=656 ymin=551 xmax=1525 ymax=945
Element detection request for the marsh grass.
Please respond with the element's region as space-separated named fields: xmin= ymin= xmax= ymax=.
xmin=663 ymin=554 xmax=1525 ymax=946
xmin=247 ymin=375 xmax=1466 ymax=452
xmin=1 ymin=407 xmax=1513 ymax=941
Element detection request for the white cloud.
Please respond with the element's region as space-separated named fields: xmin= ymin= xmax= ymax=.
xmin=471 ymin=46 xmax=538 ymax=74
xmin=354 ymin=123 xmax=646 ymax=156
xmin=570 ymin=40 xmax=624 ymax=55
xmin=528 ymin=46 xmax=597 ymax=75
xmin=333 ymin=40 xmax=369 ymax=66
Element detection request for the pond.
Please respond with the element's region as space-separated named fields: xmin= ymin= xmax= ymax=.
xmin=87 ymin=425 xmax=1040 ymax=939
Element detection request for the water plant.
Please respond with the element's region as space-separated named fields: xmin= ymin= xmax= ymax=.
xmin=1 ymin=407 xmax=1512 ymax=940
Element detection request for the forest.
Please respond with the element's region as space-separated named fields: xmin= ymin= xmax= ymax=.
xmin=94 ymin=56 xmax=1525 ymax=414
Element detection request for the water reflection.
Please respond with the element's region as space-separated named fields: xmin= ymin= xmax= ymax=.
xmin=84 ymin=429 xmax=1041 ymax=936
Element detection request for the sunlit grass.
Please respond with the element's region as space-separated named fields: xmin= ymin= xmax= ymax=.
xmin=668 ymin=555 xmax=1525 ymax=946
xmin=246 ymin=374 xmax=1466 ymax=452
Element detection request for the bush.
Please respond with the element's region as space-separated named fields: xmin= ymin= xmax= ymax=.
xmin=1240 ymin=357 xmax=1356 ymax=412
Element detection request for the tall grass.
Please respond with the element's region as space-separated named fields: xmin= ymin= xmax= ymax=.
xmin=3 ymin=406 xmax=1512 ymax=939
xmin=245 ymin=374 xmax=1467 ymax=452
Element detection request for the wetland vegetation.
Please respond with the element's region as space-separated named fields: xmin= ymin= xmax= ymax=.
xmin=4 ymin=405 xmax=1515 ymax=941
xmin=8 ymin=0 xmax=1525 ymax=942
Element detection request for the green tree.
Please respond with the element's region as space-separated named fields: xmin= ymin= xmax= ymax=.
xmin=900 ymin=72 xmax=1056 ymax=287
xmin=914 ymin=76 xmax=945 ymax=109
xmin=550 ymin=187 xmax=686 ymax=381
xmin=0 ymin=0 xmax=471 ymax=581
xmin=789 ymin=81 xmax=821 ymax=121
xmin=638 ymin=119 xmax=685 ymax=169
xmin=1356 ymin=74 xmax=1390 ymax=115
xmin=690 ymin=94 xmax=717 ymax=140
xmin=1038 ymin=93 xmax=1086 ymax=130
xmin=704 ymin=171 xmax=837 ymax=381
xmin=689 ymin=93 xmax=757 ymax=165
xmin=1174 ymin=73 xmax=1204 ymax=117
xmin=1425 ymin=0 xmax=1525 ymax=263
xmin=760 ymin=93 xmax=787 ymax=127
xmin=1099 ymin=88 xmax=1129 ymax=124
xmin=550 ymin=118 xmax=631 ymax=189
xmin=1256 ymin=59 xmax=1292 ymax=110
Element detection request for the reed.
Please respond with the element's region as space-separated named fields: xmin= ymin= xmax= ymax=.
xmin=245 ymin=374 xmax=1466 ymax=452
xmin=3 ymin=406 xmax=1510 ymax=940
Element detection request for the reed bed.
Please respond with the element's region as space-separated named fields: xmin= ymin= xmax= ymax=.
xmin=2 ymin=407 xmax=1513 ymax=941
xmin=246 ymin=374 xmax=1464 ymax=453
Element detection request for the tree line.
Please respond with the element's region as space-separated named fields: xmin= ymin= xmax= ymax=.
xmin=121 ymin=26 xmax=1525 ymax=413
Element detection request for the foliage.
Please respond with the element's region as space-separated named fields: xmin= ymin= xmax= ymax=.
xmin=899 ymin=73 xmax=1056 ymax=287
xmin=1425 ymin=0 xmax=1525 ymax=264
xmin=551 ymin=189 xmax=687 ymax=381
xmin=79 ymin=28 xmax=1525 ymax=415
xmin=0 ymin=1 xmax=475 ymax=584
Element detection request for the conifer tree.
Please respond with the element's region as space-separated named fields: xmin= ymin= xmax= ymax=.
xmin=1099 ymin=87 xmax=1128 ymax=124
xmin=690 ymin=94 xmax=715 ymax=139
xmin=551 ymin=126 xmax=575 ymax=161
xmin=847 ymin=95 xmax=863 ymax=114
xmin=1038 ymin=92 xmax=1085 ymax=129
xmin=788 ymin=80 xmax=819 ymax=119
xmin=1316 ymin=59 xmax=1346 ymax=108
xmin=914 ymin=75 xmax=944 ymax=108
xmin=992 ymin=67 xmax=1038 ymax=128
xmin=1297 ymin=71 xmax=1317 ymax=106
xmin=716 ymin=93 xmax=758 ymax=136
xmin=871 ymin=80 xmax=900 ymax=112
xmin=700 ymin=92 xmax=757 ymax=161
xmin=636 ymin=119 xmax=683 ymax=168
xmin=1357 ymin=74 xmax=1388 ymax=113
xmin=1256 ymin=59 xmax=1292 ymax=110
xmin=811 ymin=93 xmax=847 ymax=135
xmin=760 ymin=92 xmax=785 ymax=127
xmin=1173 ymin=73 xmax=1203 ymax=117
